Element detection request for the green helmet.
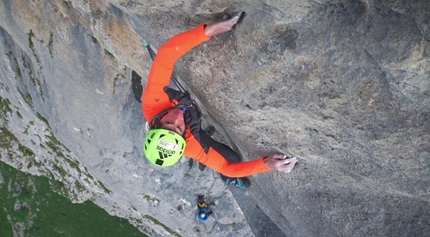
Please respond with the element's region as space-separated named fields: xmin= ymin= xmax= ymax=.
xmin=143 ymin=129 xmax=186 ymax=167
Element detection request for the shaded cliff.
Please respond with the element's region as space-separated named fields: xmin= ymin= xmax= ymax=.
xmin=0 ymin=0 xmax=429 ymax=236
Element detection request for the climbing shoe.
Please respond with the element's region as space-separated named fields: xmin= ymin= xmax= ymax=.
xmin=203 ymin=125 xmax=215 ymax=136
xmin=224 ymin=177 xmax=250 ymax=189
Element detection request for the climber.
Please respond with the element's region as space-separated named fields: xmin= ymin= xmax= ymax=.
xmin=141 ymin=12 xmax=297 ymax=189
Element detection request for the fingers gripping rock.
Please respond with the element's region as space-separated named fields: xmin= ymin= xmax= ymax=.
xmin=264 ymin=154 xmax=298 ymax=172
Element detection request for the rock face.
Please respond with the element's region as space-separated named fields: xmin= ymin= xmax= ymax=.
xmin=1 ymin=0 xmax=429 ymax=236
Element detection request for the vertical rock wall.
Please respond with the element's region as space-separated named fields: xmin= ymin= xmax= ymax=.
xmin=0 ymin=0 xmax=429 ymax=236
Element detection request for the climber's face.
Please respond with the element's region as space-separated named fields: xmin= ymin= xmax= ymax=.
xmin=159 ymin=108 xmax=186 ymax=135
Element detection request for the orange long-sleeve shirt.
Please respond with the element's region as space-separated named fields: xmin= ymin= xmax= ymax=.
xmin=142 ymin=24 xmax=269 ymax=177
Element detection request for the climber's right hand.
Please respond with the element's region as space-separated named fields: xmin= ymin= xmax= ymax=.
xmin=264 ymin=154 xmax=297 ymax=173
xmin=204 ymin=12 xmax=244 ymax=37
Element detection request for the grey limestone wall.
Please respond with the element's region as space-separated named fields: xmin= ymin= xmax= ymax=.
xmin=0 ymin=0 xmax=429 ymax=236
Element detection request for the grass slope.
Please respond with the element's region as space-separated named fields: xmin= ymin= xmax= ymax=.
xmin=0 ymin=161 xmax=148 ymax=237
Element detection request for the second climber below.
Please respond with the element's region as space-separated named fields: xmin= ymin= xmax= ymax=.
xmin=141 ymin=12 xmax=297 ymax=189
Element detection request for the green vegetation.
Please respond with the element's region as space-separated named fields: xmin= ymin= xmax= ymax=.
xmin=31 ymin=74 xmax=40 ymax=90
xmin=23 ymin=124 xmax=30 ymax=135
xmin=35 ymin=111 xmax=50 ymax=128
xmin=16 ymin=111 xmax=23 ymax=119
xmin=52 ymin=163 xmax=68 ymax=177
xmin=143 ymin=215 xmax=181 ymax=237
xmin=0 ymin=82 xmax=9 ymax=92
xmin=0 ymin=127 xmax=34 ymax=162
xmin=64 ymin=157 xmax=79 ymax=169
xmin=0 ymin=161 xmax=148 ymax=237
xmin=0 ymin=123 xmax=147 ymax=236
xmin=22 ymin=55 xmax=30 ymax=69
xmin=49 ymin=177 xmax=65 ymax=194
xmin=25 ymin=93 xmax=33 ymax=106
xmin=28 ymin=30 xmax=34 ymax=49
xmin=46 ymin=134 xmax=65 ymax=156
xmin=92 ymin=36 xmax=98 ymax=44
xmin=97 ymin=180 xmax=111 ymax=194
xmin=27 ymin=29 xmax=41 ymax=65
xmin=48 ymin=31 xmax=53 ymax=47
xmin=0 ymin=96 xmax=12 ymax=121
xmin=21 ymin=55 xmax=40 ymax=88
xmin=0 ymin=96 xmax=151 ymax=236
xmin=48 ymin=31 xmax=54 ymax=58
xmin=142 ymin=194 xmax=160 ymax=203
xmin=17 ymin=87 xmax=33 ymax=107
xmin=23 ymin=149 xmax=33 ymax=157
xmin=21 ymin=146 xmax=34 ymax=157
xmin=13 ymin=57 xmax=22 ymax=81
xmin=34 ymin=112 xmax=110 ymax=195
xmin=1 ymin=127 xmax=15 ymax=146
xmin=104 ymin=49 xmax=114 ymax=58
xmin=74 ymin=180 xmax=86 ymax=191
xmin=33 ymin=114 xmax=82 ymax=178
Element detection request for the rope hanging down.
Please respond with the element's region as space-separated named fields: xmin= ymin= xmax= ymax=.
xmin=141 ymin=38 xmax=186 ymax=92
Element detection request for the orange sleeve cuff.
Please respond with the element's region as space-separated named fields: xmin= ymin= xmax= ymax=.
xmin=256 ymin=156 xmax=271 ymax=172
xmin=213 ymin=156 xmax=270 ymax=177
xmin=187 ymin=141 xmax=270 ymax=177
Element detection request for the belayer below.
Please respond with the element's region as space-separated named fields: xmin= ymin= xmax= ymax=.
xmin=141 ymin=12 xmax=297 ymax=189
xmin=197 ymin=195 xmax=213 ymax=221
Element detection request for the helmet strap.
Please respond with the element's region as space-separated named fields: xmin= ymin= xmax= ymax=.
xmin=149 ymin=105 xmax=192 ymax=131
